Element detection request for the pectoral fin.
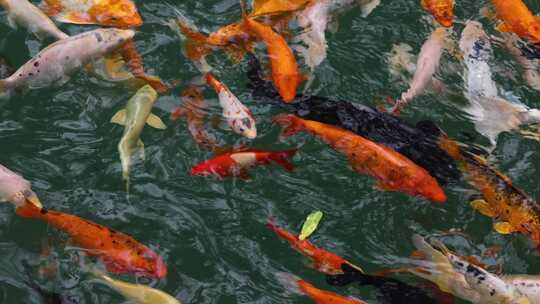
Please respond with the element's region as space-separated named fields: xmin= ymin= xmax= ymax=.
xmin=111 ymin=109 xmax=127 ymax=125
xmin=55 ymin=12 xmax=95 ymax=25
xmin=137 ymin=139 xmax=145 ymax=161
xmin=494 ymin=222 xmax=515 ymax=235
xmin=146 ymin=113 xmax=167 ymax=129
xmin=7 ymin=16 xmax=17 ymax=29
xmin=470 ymin=199 xmax=496 ymax=217
xmin=496 ymin=22 xmax=512 ymax=33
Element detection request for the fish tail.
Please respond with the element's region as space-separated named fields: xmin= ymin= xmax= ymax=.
xmin=275 ymin=272 xmax=304 ymax=296
xmin=272 ymin=114 xmax=304 ymax=139
xmin=168 ymin=16 xmax=213 ymax=64
xmin=269 ymin=149 xmax=298 ymax=171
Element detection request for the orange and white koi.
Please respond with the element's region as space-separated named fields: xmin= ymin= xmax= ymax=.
xmin=267 ymin=220 xmax=363 ymax=275
xmin=191 ymin=149 xmax=296 ymax=179
xmin=206 ymin=73 xmax=257 ymax=139
xmin=421 ymin=0 xmax=454 ymax=27
xmin=491 ymin=0 xmax=540 ymax=44
xmin=273 ymin=114 xmax=447 ymax=203
xmin=171 ymin=86 xmax=218 ymax=150
xmin=39 ymin=0 xmax=142 ymax=28
xmin=276 ymin=272 xmax=367 ymax=304
xmin=240 ymin=0 xmax=304 ymax=102
xmin=15 ymin=201 xmax=167 ymax=278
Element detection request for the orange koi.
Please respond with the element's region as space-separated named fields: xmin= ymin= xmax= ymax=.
xmin=273 ymin=114 xmax=447 ymax=203
xmin=240 ymin=0 xmax=304 ymax=102
xmin=267 ymin=221 xmax=362 ymax=275
xmin=492 ymin=0 xmax=540 ymax=43
xmin=251 ymin=0 xmax=311 ymax=17
xmin=421 ymin=0 xmax=454 ymax=27
xmin=15 ymin=201 xmax=167 ymax=278
xmin=171 ymin=86 xmax=218 ymax=150
xmin=276 ymin=272 xmax=367 ymax=304
xmin=40 ymin=0 xmax=142 ymax=28
xmin=118 ymin=40 xmax=169 ymax=93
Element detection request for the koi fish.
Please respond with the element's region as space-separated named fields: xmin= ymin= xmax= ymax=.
xmin=491 ymin=0 xmax=540 ymax=44
xmin=503 ymin=276 xmax=540 ymax=303
xmin=387 ymin=43 xmax=417 ymax=82
xmin=421 ymin=0 xmax=454 ymax=27
xmin=15 ymin=202 xmax=167 ymax=278
xmin=459 ymin=21 xmax=540 ymax=146
xmin=191 ymin=149 xmax=297 ymax=179
xmin=406 ymin=235 xmax=482 ymax=303
xmin=502 ymin=32 xmax=540 ymax=91
xmin=240 ymin=0 xmax=303 ymax=102
xmin=267 ymin=220 xmax=363 ymax=275
xmin=111 ymin=85 xmax=166 ymax=184
xmin=273 ymin=114 xmax=447 ymax=203
xmin=39 ymin=0 xmax=142 ymax=28
xmin=0 ymin=28 xmax=134 ymax=97
xmin=247 ymin=53 xmax=461 ymax=186
xmin=445 ymin=245 xmax=530 ymax=304
xmin=459 ymin=152 xmax=540 ymax=250
xmin=91 ymin=272 xmax=180 ymax=303
xmin=206 ymin=73 xmax=257 ymax=139
xmin=327 ymin=263 xmax=444 ymax=304
xmin=250 ymin=0 xmax=311 ymax=17
xmin=0 ymin=164 xmax=42 ymax=208
xmin=396 ymin=27 xmax=447 ymax=110
xmin=276 ymin=272 xmax=367 ymax=304
xmin=0 ymin=0 xmax=68 ymax=40
xmin=171 ymin=86 xmax=218 ymax=150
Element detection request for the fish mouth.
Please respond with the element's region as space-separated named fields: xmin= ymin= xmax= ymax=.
xmin=118 ymin=29 xmax=136 ymax=41
xmin=244 ymin=129 xmax=257 ymax=139
xmin=24 ymin=191 xmax=43 ymax=209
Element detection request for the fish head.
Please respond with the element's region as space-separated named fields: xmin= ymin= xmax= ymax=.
xmin=275 ymin=74 xmax=301 ymax=102
xmin=431 ymin=4 xmax=454 ymax=28
xmin=232 ymin=117 xmax=257 ymax=139
xmin=459 ymin=21 xmax=490 ymax=55
xmin=0 ymin=165 xmax=41 ymax=207
xmin=90 ymin=1 xmax=143 ymax=28
xmin=207 ymin=23 xmax=249 ymax=46
xmin=416 ymin=178 xmax=446 ymax=203
xmin=525 ymin=21 xmax=540 ymax=44
xmin=93 ymin=29 xmax=136 ymax=54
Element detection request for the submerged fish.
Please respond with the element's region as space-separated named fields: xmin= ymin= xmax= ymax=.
xmin=459 ymin=21 xmax=540 ymax=146
xmin=327 ymin=263 xmax=444 ymax=304
xmin=171 ymin=86 xmax=218 ymax=150
xmin=397 ymin=27 xmax=447 ymax=109
xmin=206 ymin=73 xmax=257 ymax=139
xmin=247 ymin=53 xmax=461 ymax=186
xmin=0 ymin=164 xmax=42 ymax=208
xmin=92 ymin=273 xmax=180 ymax=303
xmin=502 ymin=32 xmax=540 ymax=91
xmin=267 ymin=220 xmax=363 ymax=275
xmin=40 ymin=0 xmax=142 ymax=28
xmin=421 ymin=0 xmax=454 ymax=27
xmin=0 ymin=0 xmax=68 ymax=40
xmin=191 ymin=149 xmax=297 ymax=179
xmin=273 ymin=114 xmax=447 ymax=203
xmin=240 ymin=0 xmax=303 ymax=102
xmin=503 ymin=275 xmax=540 ymax=303
xmin=276 ymin=272 xmax=367 ymax=304
xmin=15 ymin=201 xmax=167 ymax=278
xmin=445 ymin=246 xmax=530 ymax=304
xmin=0 ymin=28 xmax=134 ymax=97
xmin=460 ymin=152 xmax=540 ymax=250
xmin=491 ymin=0 xmax=540 ymax=44
xmin=111 ymin=85 xmax=166 ymax=183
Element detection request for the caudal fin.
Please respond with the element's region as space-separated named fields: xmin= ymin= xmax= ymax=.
xmin=270 ymin=149 xmax=298 ymax=171
xmin=272 ymin=114 xmax=304 ymax=140
xmin=275 ymin=272 xmax=304 ymax=296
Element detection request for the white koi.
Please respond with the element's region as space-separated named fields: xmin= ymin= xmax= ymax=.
xmin=503 ymin=275 xmax=540 ymax=304
xmin=0 ymin=0 xmax=68 ymax=40
xmin=110 ymin=85 xmax=166 ymax=184
xmin=397 ymin=27 xmax=447 ymax=106
xmin=459 ymin=21 xmax=540 ymax=146
xmin=205 ymin=73 xmax=257 ymax=139
xmin=0 ymin=28 xmax=134 ymax=97
xmin=0 ymin=164 xmax=41 ymax=208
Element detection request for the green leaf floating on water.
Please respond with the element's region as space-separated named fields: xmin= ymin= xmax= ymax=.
xmin=299 ymin=211 xmax=323 ymax=241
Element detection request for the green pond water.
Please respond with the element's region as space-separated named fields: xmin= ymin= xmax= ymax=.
xmin=1 ymin=0 xmax=540 ymax=303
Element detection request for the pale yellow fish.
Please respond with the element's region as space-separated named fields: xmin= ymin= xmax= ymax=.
xmin=299 ymin=211 xmax=323 ymax=240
